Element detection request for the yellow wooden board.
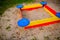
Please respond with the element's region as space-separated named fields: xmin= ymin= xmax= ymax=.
xmin=22 ymin=3 xmax=42 ymax=9
xmin=27 ymin=7 xmax=60 ymax=26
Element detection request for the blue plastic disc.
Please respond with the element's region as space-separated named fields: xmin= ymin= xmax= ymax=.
xmin=56 ymin=12 xmax=60 ymax=18
xmin=17 ymin=18 xmax=30 ymax=27
xmin=16 ymin=4 xmax=23 ymax=8
xmin=40 ymin=1 xmax=47 ymax=5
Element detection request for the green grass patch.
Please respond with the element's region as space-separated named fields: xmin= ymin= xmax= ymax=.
xmin=0 ymin=0 xmax=34 ymax=16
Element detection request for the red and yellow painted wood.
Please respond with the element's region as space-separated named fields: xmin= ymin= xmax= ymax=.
xmin=24 ymin=5 xmax=60 ymax=29
xmin=21 ymin=3 xmax=42 ymax=10
xmin=19 ymin=3 xmax=60 ymax=29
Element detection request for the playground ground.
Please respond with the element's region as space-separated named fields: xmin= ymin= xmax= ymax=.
xmin=0 ymin=1 xmax=60 ymax=40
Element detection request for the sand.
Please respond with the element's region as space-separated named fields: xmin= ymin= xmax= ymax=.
xmin=0 ymin=2 xmax=60 ymax=40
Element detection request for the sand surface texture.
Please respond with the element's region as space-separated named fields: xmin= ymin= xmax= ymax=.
xmin=0 ymin=2 xmax=60 ymax=40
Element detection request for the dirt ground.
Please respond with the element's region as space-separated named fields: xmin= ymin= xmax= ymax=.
xmin=0 ymin=1 xmax=60 ymax=40
xmin=22 ymin=8 xmax=51 ymax=21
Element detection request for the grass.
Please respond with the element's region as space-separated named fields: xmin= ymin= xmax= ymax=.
xmin=0 ymin=0 xmax=34 ymax=16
